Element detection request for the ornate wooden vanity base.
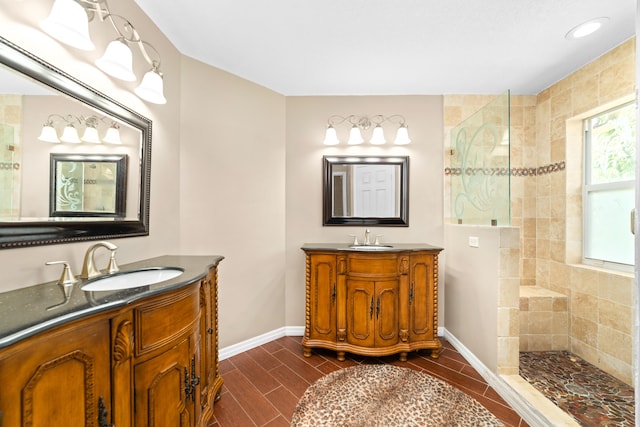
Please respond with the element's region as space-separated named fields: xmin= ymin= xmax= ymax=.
xmin=0 ymin=256 xmax=223 ymax=427
xmin=301 ymin=244 xmax=443 ymax=361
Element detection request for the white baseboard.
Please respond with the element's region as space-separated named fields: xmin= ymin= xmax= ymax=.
xmin=219 ymin=326 xmax=304 ymax=360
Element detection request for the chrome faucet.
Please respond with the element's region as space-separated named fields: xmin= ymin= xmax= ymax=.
xmin=79 ymin=241 xmax=119 ymax=279
xmin=363 ymin=228 xmax=371 ymax=245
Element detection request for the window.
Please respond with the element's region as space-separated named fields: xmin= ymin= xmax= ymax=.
xmin=583 ymin=102 xmax=636 ymax=269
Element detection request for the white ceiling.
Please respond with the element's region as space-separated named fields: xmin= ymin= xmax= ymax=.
xmin=135 ymin=0 xmax=634 ymax=96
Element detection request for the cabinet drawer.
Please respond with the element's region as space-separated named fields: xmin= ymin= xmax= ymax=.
xmin=134 ymin=284 xmax=200 ymax=356
xmin=348 ymin=255 xmax=397 ymax=276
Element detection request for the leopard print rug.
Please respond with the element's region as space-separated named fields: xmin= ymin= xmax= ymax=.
xmin=291 ymin=364 xmax=504 ymax=427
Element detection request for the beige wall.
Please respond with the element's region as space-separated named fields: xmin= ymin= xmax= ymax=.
xmin=444 ymin=225 xmax=520 ymax=374
xmin=178 ymin=56 xmax=287 ymax=347
xmin=284 ymin=96 xmax=445 ymax=327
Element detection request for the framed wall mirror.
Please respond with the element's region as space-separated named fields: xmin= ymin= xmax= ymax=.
xmin=0 ymin=36 xmax=151 ymax=248
xmin=323 ymin=156 xmax=409 ymax=226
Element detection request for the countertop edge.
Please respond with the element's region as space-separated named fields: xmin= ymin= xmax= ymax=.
xmin=300 ymin=243 xmax=444 ymax=252
xmin=0 ymin=254 xmax=223 ymax=349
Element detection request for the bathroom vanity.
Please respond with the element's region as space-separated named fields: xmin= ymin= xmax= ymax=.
xmin=0 ymin=255 xmax=223 ymax=427
xmin=301 ymin=244 xmax=443 ymax=361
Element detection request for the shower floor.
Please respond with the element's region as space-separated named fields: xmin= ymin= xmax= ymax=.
xmin=519 ymin=351 xmax=635 ymax=426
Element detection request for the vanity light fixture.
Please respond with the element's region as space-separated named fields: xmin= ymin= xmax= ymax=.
xmin=323 ymin=115 xmax=411 ymax=146
xmin=38 ymin=114 xmax=122 ymax=144
xmin=40 ymin=0 xmax=167 ymax=104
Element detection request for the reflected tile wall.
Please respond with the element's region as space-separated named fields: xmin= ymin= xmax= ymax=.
xmin=0 ymin=95 xmax=22 ymax=218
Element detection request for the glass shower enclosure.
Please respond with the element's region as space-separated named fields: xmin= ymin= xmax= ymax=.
xmin=448 ymin=91 xmax=510 ymax=225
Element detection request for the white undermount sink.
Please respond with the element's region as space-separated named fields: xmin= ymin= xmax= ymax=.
xmin=348 ymin=245 xmax=393 ymax=250
xmin=80 ymin=267 xmax=184 ymax=291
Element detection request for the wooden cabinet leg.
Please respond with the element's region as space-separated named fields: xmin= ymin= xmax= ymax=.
xmin=303 ymin=346 xmax=312 ymax=358
xmin=430 ymin=347 xmax=441 ymax=359
xmin=399 ymin=352 xmax=407 ymax=362
xmin=337 ymin=351 xmax=346 ymax=361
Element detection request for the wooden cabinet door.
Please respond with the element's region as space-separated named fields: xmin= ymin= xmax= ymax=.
xmin=346 ymin=279 xmax=398 ymax=348
xmin=134 ymin=336 xmax=195 ymax=427
xmin=307 ymin=254 xmax=337 ymax=342
xmin=0 ymin=319 xmax=111 ymax=427
xmin=375 ymin=279 xmax=399 ymax=347
xmin=408 ymin=254 xmax=435 ymax=342
xmin=346 ymin=278 xmax=375 ymax=347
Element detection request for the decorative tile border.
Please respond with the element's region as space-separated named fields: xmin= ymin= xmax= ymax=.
xmin=445 ymin=161 xmax=565 ymax=177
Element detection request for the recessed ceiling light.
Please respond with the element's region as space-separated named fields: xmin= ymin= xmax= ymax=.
xmin=565 ymin=17 xmax=609 ymax=40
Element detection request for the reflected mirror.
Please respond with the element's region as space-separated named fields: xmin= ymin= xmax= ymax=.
xmin=323 ymin=156 xmax=409 ymax=226
xmin=0 ymin=36 xmax=151 ymax=248
xmin=50 ymin=153 xmax=127 ymax=218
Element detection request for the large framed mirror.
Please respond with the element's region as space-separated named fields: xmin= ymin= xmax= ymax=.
xmin=0 ymin=36 xmax=151 ymax=248
xmin=323 ymin=156 xmax=409 ymax=226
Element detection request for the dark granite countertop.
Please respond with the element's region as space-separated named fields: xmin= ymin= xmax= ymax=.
xmin=301 ymin=243 xmax=443 ymax=252
xmin=0 ymin=255 xmax=223 ymax=349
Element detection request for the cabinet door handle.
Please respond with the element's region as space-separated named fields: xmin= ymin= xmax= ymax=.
xmin=184 ymin=367 xmax=191 ymax=400
xmin=184 ymin=357 xmax=201 ymax=402
xmin=331 ymin=283 xmax=336 ymax=303
xmin=98 ymin=396 xmax=114 ymax=427
xmin=376 ymin=297 xmax=380 ymax=319
xmin=409 ymin=282 xmax=414 ymax=304
xmin=369 ymin=297 xmax=374 ymax=319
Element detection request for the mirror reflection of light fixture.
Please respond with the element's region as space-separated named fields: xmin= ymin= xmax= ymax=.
xmin=60 ymin=123 xmax=82 ymax=143
xmin=38 ymin=114 xmax=122 ymax=144
xmin=81 ymin=124 xmax=100 ymax=143
xmin=40 ymin=0 xmax=167 ymax=104
xmin=102 ymin=123 xmax=122 ymax=144
xmin=323 ymin=115 xmax=411 ymax=145
xmin=37 ymin=120 xmax=61 ymax=143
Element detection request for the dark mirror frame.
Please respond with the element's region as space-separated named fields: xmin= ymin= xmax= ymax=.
xmin=0 ymin=36 xmax=151 ymax=249
xmin=323 ymin=155 xmax=409 ymax=226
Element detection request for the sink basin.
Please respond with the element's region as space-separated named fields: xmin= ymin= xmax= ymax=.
xmin=81 ymin=267 xmax=184 ymax=291
xmin=348 ymin=245 xmax=393 ymax=250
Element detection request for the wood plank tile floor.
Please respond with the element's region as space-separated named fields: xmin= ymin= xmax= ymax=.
xmin=208 ymin=336 xmax=529 ymax=427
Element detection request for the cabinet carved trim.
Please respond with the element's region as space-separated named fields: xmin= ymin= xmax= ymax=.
xmin=399 ymin=256 xmax=409 ymax=274
xmin=23 ymin=350 xmax=96 ymax=426
xmin=304 ymin=256 xmax=311 ymax=340
xmin=113 ymin=320 xmax=133 ymax=364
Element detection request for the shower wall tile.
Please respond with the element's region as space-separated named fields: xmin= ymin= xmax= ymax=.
xmin=443 ymin=39 xmax=635 ymax=384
